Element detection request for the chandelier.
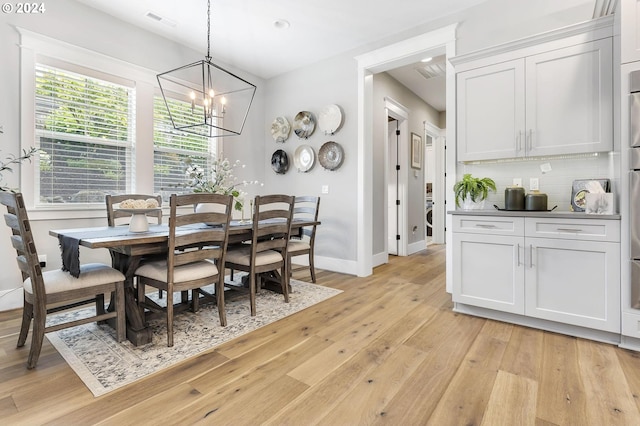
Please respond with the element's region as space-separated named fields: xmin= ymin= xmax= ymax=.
xmin=157 ymin=0 xmax=256 ymax=138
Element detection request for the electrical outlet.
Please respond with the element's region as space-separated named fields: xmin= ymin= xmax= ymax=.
xmin=530 ymin=178 xmax=539 ymax=191
xmin=513 ymin=178 xmax=522 ymax=187
xmin=38 ymin=254 xmax=46 ymax=267
xmin=321 ymin=185 xmax=329 ymax=194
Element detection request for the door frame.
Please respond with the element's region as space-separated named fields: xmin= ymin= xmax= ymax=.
xmin=424 ymin=122 xmax=446 ymax=244
xmin=385 ymin=97 xmax=410 ymax=259
xmin=355 ymin=23 xmax=458 ymax=277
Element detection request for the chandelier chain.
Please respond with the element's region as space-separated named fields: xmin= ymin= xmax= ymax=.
xmin=206 ymin=0 xmax=211 ymax=61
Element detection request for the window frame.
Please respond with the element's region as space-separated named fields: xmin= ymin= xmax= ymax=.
xmin=18 ymin=27 xmax=219 ymax=220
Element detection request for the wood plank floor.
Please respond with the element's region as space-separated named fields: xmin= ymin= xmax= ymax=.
xmin=3 ymin=244 xmax=640 ymax=424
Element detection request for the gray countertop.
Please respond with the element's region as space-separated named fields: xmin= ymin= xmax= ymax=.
xmin=448 ymin=208 xmax=621 ymax=220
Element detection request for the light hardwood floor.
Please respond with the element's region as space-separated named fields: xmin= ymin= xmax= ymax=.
xmin=3 ymin=244 xmax=640 ymax=425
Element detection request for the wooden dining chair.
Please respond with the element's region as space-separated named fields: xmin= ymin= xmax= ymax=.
xmin=225 ymin=194 xmax=295 ymax=316
xmin=0 ymin=192 xmax=126 ymax=369
xmin=288 ymin=195 xmax=320 ymax=283
xmin=106 ymin=193 xmax=163 ymax=226
xmin=134 ymin=193 xmax=233 ymax=347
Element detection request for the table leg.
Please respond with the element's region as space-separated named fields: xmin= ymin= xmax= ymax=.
xmin=110 ymin=251 xmax=153 ymax=346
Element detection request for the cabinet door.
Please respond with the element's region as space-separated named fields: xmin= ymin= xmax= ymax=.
xmin=525 ymin=39 xmax=613 ymax=156
xmin=524 ymin=237 xmax=620 ymax=332
xmin=453 ymin=232 xmax=524 ymax=314
xmin=622 ymin=0 xmax=640 ymax=63
xmin=456 ymin=59 xmax=525 ymax=162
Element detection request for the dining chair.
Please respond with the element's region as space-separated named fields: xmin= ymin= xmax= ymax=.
xmin=0 ymin=192 xmax=126 ymax=369
xmin=106 ymin=193 xmax=163 ymax=226
xmin=134 ymin=193 xmax=233 ymax=347
xmin=106 ymin=193 xmax=164 ymax=297
xmin=288 ymin=196 xmax=320 ymax=283
xmin=225 ymin=194 xmax=295 ymax=316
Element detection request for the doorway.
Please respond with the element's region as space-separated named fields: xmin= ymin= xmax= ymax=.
xmin=385 ymin=97 xmax=410 ymax=259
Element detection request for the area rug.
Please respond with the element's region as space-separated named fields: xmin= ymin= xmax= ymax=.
xmin=46 ymin=278 xmax=342 ymax=397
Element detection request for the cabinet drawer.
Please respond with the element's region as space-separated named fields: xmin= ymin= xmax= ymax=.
xmin=525 ymin=218 xmax=620 ymax=242
xmin=453 ymin=215 xmax=524 ymax=236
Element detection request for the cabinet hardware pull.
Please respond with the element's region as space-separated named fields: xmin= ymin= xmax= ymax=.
xmin=516 ymin=130 xmax=522 ymax=152
xmin=529 ymin=244 xmax=534 ymax=268
xmin=528 ymin=129 xmax=533 ymax=152
xmin=475 ymin=224 xmax=496 ymax=228
xmin=556 ymin=228 xmax=583 ymax=232
xmin=517 ymin=243 xmax=521 ymax=266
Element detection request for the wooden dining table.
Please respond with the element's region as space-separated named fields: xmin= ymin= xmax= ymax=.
xmin=49 ymin=219 xmax=319 ymax=345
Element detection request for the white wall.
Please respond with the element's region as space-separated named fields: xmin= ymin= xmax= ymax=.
xmin=263 ymin=55 xmax=359 ymax=273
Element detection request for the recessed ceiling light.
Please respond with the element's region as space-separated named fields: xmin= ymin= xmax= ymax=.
xmin=273 ymin=19 xmax=290 ymax=30
xmin=421 ymin=57 xmax=433 ymax=63
xmin=145 ymin=11 xmax=176 ymax=27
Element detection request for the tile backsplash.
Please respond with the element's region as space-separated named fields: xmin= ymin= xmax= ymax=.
xmin=458 ymin=152 xmax=620 ymax=212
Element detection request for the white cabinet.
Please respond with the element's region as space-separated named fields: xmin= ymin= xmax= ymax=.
xmin=456 ymin=39 xmax=613 ymax=162
xmin=622 ymin=0 xmax=640 ymax=63
xmin=452 ymin=214 xmax=620 ymax=334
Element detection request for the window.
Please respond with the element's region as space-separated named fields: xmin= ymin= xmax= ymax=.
xmin=35 ymin=63 xmax=134 ymax=205
xmin=153 ymin=95 xmax=214 ymax=200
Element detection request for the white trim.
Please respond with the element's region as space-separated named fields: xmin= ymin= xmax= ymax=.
xmin=356 ymin=23 xmax=458 ymax=277
xmin=385 ymin=97 xmax=410 ymax=258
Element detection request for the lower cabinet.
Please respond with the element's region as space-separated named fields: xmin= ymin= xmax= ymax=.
xmin=452 ymin=215 xmax=621 ymax=333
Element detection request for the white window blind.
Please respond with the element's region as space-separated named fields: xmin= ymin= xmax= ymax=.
xmin=35 ymin=64 xmax=134 ymax=204
xmin=153 ymin=95 xmax=214 ymax=199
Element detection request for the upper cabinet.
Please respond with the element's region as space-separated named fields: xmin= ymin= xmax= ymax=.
xmin=453 ymin=17 xmax=614 ymax=162
xmin=622 ymin=0 xmax=640 ymax=64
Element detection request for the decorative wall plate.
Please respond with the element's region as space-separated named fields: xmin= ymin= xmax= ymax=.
xmin=318 ymin=104 xmax=343 ymax=135
xmin=293 ymin=145 xmax=315 ymax=172
xmin=293 ymin=111 xmax=315 ymax=139
xmin=270 ymin=116 xmax=291 ymax=142
xmin=271 ymin=149 xmax=289 ymax=174
xmin=318 ymin=141 xmax=344 ymax=171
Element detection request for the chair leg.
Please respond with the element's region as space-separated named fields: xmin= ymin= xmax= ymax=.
xmin=192 ymin=289 xmax=200 ymax=313
xmin=249 ymin=273 xmax=256 ymax=316
xmin=115 ymin=282 xmax=126 ymax=342
xmin=17 ymin=298 xmax=32 ymax=348
xmin=166 ymin=289 xmax=174 ymax=347
xmin=309 ymin=252 xmax=316 ymax=283
xmin=27 ymin=304 xmax=46 ymax=369
xmin=96 ymin=293 xmax=105 ymax=316
xmin=137 ymin=278 xmax=145 ymax=307
xmin=281 ymin=265 xmax=290 ymax=303
xmin=216 ymin=276 xmax=226 ymax=326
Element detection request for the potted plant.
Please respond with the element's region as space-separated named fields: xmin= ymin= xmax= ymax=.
xmin=453 ymin=173 xmax=496 ymax=210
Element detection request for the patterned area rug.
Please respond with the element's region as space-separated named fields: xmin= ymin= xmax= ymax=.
xmin=46 ymin=278 xmax=342 ymax=397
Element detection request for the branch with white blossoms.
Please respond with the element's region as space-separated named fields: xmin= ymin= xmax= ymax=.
xmin=0 ymin=147 xmax=38 ymax=192
xmin=174 ymin=157 xmax=262 ymax=211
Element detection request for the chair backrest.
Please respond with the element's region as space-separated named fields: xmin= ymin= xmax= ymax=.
xmin=250 ymin=194 xmax=295 ymax=256
xmin=167 ymin=193 xmax=233 ymax=282
xmin=292 ymin=195 xmax=320 ymax=241
xmin=0 ymin=192 xmax=45 ymax=301
xmin=106 ymin=194 xmax=163 ymax=226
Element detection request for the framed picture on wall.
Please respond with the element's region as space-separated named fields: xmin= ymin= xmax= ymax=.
xmin=411 ymin=132 xmax=422 ymax=169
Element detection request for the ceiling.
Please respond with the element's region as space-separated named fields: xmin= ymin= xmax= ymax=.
xmin=75 ymin=0 xmax=490 ymax=111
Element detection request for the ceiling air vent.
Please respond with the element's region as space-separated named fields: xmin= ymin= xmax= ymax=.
xmin=145 ymin=11 xmax=177 ymax=27
xmin=415 ymin=62 xmax=446 ymax=80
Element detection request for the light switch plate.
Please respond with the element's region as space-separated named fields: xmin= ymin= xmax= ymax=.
xmin=321 ymin=185 xmax=329 ymax=194
xmin=530 ymin=178 xmax=539 ymax=191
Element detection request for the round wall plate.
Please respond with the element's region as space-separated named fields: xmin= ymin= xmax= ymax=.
xmin=270 ymin=116 xmax=291 ymax=142
xmin=293 ymin=111 xmax=315 ymax=139
xmin=293 ymin=144 xmax=315 ymax=172
xmin=271 ymin=149 xmax=289 ymax=174
xmin=318 ymin=104 xmax=343 ymax=135
xmin=318 ymin=141 xmax=344 ymax=170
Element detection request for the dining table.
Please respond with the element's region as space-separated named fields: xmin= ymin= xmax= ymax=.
xmin=49 ymin=218 xmax=319 ymax=346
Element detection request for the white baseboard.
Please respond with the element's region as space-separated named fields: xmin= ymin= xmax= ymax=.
xmin=408 ymin=239 xmax=427 ymax=255
xmin=314 ymin=255 xmax=358 ymax=276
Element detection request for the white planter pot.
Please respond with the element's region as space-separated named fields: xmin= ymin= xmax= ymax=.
xmin=461 ymin=197 xmax=486 ymax=210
